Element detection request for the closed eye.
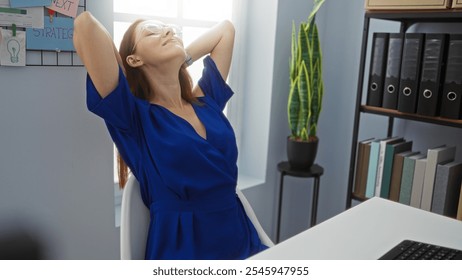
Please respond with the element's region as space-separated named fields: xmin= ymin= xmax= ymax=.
xmin=145 ymin=31 xmax=162 ymax=37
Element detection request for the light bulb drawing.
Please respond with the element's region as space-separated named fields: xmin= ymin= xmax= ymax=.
xmin=7 ymin=39 xmax=20 ymax=63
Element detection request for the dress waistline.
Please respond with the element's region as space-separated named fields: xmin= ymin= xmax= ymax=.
xmin=149 ymin=193 xmax=238 ymax=215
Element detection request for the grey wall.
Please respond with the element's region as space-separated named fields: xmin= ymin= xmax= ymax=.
xmin=0 ymin=0 xmax=119 ymax=259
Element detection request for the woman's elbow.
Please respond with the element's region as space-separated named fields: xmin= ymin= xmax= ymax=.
xmin=74 ymin=12 xmax=92 ymax=45
xmin=73 ymin=11 xmax=102 ymax=54
xmin=74 ymin=11 xmax=94 ymax=32
xmin=222 ymin=20 xmax=235 ymax=38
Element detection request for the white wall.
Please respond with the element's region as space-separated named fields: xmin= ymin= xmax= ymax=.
xmin=236 ymin=0 xmax=277 ymax=181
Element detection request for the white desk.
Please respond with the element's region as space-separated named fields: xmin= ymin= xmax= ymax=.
xmin=251 ymin=197 xmax=462 ymax=259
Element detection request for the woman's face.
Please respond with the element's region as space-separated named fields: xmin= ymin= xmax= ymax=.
xmin=130 ymin=20 xmax=186 ymax=66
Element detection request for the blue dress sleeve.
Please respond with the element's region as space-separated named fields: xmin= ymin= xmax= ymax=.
xmin=86 ymin=66 xmax=141 ymax=134
xmin=86 ymin=66 xmax=143 ymax=182
xmin=198 ymin=56 xmax=234 ymax=111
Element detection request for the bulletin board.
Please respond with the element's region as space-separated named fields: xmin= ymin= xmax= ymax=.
xmin=0 ymin=0 xmax=86 ymax=67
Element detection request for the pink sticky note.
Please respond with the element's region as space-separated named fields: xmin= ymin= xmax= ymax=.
xmin=48 ymin=0 xmax=80 ymax=18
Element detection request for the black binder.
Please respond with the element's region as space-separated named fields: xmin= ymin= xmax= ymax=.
xmin=367 ymin=33 xmax=389 ymax=107
xmin=383 ymin=33 xmax=404 ymax=109
xmin=416 ymin=33 xmax=448 ymax=116
xmin=440 ymin=34 xmax=462 ymax=119
xmin=397 ymin=33 xmax=425 ymax=114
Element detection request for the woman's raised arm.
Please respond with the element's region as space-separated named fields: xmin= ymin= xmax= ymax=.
xmin=185 ymin=20 xmax=235 ymax=81
xmin=73 ymin=11 xmax=121 ymax=98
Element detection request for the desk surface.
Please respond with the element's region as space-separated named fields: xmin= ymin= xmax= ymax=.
xmin=251 ymin=197 xmax=462 ymax=259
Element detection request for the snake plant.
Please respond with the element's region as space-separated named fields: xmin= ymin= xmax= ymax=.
xmin=288 ymin=0 xmax=325 ymax=142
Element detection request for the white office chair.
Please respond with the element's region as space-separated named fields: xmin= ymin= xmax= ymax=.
xmin=120 ymin=175 xmax=274 ymax=260
xmin=237 ymin=189 xmax=275 ymax=248
xmin=120 ymin=175 xmax=149 ymax=260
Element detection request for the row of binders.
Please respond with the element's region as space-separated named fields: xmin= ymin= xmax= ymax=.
xmin=354 ymin=137 xmax=462 ymax=220
xmin=366 ymin=32 xmax=462 ymax=119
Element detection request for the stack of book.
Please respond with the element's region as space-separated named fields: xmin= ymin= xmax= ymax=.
xmin=354 ymin=137 xmax=462 ymax=220
xmin=366 ymin=32 xmax=462 ymax=120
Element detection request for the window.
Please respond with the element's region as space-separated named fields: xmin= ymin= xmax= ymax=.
xmin=112 ymin=0 xmax=239 ymax=226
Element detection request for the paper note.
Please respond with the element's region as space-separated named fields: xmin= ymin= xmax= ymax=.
xmin=10 ymin=0 xmax=52 ymax=8
xmin=48 ymin=0 xmax=80 ymax=18
xmin=0 ymin=28 xmax=26 ymax=66
xmin=0 ymin=7 xmax=44 ymax=28
xmin=26 ymin=16 xmax=74 ymax=51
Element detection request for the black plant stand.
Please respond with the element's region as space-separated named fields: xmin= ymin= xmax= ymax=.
xmin=276 ymin=161 xmax=324 ymax=243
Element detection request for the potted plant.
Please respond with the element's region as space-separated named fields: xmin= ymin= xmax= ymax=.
xmin=287 ymin=0 xmax=325 ymax=170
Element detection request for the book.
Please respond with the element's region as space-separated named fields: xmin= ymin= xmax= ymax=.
xmin=380 ymin=141 xmax=413 ymax=198
xmin=361 ymin=141 xmax=373 ymax=198
xmin=365 ymin=139 xmax=382 ymax=198
xmin=397 ymin=33 xmax=425 ymax=113
xmin=440 ymin=34 xmax=462 ymax=119
xmin=375 ymin=137 xmax=404 ymax=197
xmin=421 ymin=146 xmax=456 ymax=211
xmin=416 ymin=33 xmax=448 ymax=117
xmin=410 ymin=156 xmax=427 ymax=208
xmin=432 ymin=161 xmax=462 ymax=217
xmin=367 ymin=33 xmax=389 ymax=107
xmin=457 ymin=181 xmax=462 ymax=221
xmin=383 ymin=33 xmax=404 ymax=109
xmin=354 ymin=138 xmax=374 ymax=198
xmin=399 ymin=153 xmax=425 ymax=205
xmin=389 ymin=151 xmax=419 ymax=202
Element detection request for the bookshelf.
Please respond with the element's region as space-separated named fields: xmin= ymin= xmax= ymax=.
xmin=346 ymin=10 xmax=462 ymax=209
xmin=361 ymin=105 xmax=462 ymax=128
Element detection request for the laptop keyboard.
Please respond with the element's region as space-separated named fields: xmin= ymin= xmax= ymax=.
xmin=379 ymin=240 xmax=462 ymax=260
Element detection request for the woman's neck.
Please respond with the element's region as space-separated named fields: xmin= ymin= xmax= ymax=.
xmin=143 ymin=65 xmax=184 ymax=109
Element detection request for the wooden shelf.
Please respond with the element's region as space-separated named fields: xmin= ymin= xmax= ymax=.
xmin=366 ymin=9 xmax=462 ymax=22
xmin=351 ymin=193 xmax=368 ymax=202
xmin=361 ymin=105 xmax=462 ymax=128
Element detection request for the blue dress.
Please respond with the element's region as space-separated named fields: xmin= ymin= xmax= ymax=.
xmin=86 ymin=56 xmax=267 ymax=259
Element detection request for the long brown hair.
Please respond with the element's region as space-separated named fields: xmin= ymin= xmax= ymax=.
xmin=117 ymin=19 xmax=196 ymax=188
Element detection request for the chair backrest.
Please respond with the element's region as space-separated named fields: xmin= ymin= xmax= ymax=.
xmin=120 ymin=177 xmax=274 ymax=260
xmin=236 ymin=188 xmax=275 ymax=248
xmin=120 ymin=175 xmax=150 ymax=260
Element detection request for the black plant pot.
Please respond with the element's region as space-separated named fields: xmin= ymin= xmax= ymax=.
xmin=287 ymin=136 xmax=319 ymax=170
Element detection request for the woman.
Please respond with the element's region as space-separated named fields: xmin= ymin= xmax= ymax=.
xmin=73 ymin=11 xmax=267 ymax=259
